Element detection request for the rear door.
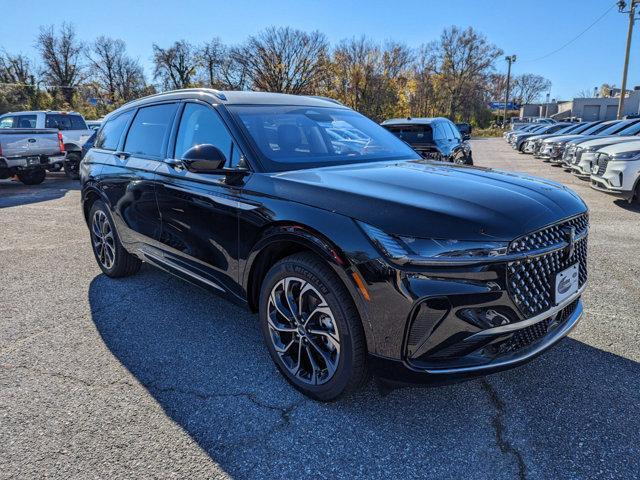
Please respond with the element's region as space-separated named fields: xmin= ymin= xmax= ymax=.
xmin=154 ymin=101 xmax=244 ymax=298
xmin=97 ymin=104 xmax=177 ymax=247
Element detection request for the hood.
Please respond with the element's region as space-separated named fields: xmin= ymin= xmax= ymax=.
xmin=526 ymin=133 xmax=562 ymax=142
xmin=254 ymin=160 xmax=587 ymax=241
xmin=598 ymin=139 xmax=640 ymax=156
xmin=577 ymin=135 xmax=640 ymax=150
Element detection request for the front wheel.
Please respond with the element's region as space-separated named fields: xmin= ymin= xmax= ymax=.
xmin=17 ymin=168 xmax=46 ymax=185
xmin=259 ymin=253 xmax=368 ymax=401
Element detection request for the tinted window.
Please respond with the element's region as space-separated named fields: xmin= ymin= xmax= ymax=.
xmin=445 ymin=122 xmax=461 ymax=140
xmin=95 ymin=110 xmax=135 ymax=151
xmin=0 ymin=116 xmax=15 ymax=128
xmin=229 ymin=105 xmax=419 ymax=172
xmin=433 ymin=123 xmax=448 ymax=140
xmin=174 ymin=103 xmax=233 ymax=161
xmin=69 ymin=115 xmax=87 ymax=130
xmin=16 ymin=115 xmax=37 ymax=128
xmin=385 ymin=124 xmax=433 ymax=144
xmin=45 ymin=114 xmax=72 ymax=130
xmin=124 ymin=103 xmax=178 ymax=157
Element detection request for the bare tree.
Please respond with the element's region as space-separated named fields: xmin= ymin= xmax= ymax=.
xmin=36 ymin=23 xmax=84 ymax=105
xmin=153 ymin=40 xmax=198 ymax=90
xmin=232 ymin=27 xmax=329 ymax=94
xmin=511 ymin=73 xmax=551 ymax=104
xmin=87 ymin=36 xmax=146 ymax=104
xmin=426 ymin=26 xmax=502 ymax=119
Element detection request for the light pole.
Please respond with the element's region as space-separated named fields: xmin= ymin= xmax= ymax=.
xmin=503 ymin=55 xmax=516 ymax=126
xmin=617 ymin=0 xmax=639 ymax=119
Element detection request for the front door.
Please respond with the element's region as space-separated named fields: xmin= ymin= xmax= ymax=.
xmin=154 ymin=102 xmax=244 ymax=298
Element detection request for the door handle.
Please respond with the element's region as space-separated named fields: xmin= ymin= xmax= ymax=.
xmin=115 ymin=151 xmax=130 ymax=160
xmin=165 ymin=159 xmax=186 ymax=170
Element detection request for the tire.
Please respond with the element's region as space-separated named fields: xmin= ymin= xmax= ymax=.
xmin=64 ymin=152 xmax=80 ymax=180
xmin=88 ymin=200 xmax=141 ymax=278
xmin=259 ymin=252 xmax=368 ymax=401
xmin=16 ymin=168 xmax=46 ymax=185
xmin=47 ymin=164 xmax=62 ymax=172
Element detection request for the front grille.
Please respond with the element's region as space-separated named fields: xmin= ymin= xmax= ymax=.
xmin=507 ymin=214 xmax=589 ymax=318
xmin=573 ymin=148 xmax=584 ymax=165
xmin=593 ymin=153 xmax=610 ymax=176
xmin=497 ymin=299 xmax=579 ymax=354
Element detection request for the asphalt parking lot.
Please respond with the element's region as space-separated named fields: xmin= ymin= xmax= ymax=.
xmin=1 ymin=138 xmax=639 ymax=480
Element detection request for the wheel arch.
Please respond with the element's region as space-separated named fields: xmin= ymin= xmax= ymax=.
xmin=243 ymin=222 xmax=376 ymax=351
xmin=63 ymin=142 xmax=82 ymax=153
xmin=81 ymin=185 xmax=108 ymax=225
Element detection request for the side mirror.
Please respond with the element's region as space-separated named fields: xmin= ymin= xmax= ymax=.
xmin=462 ymin=133 xmax=471 ymax=140
xmin=181 ymin=144 xmax=227 ymax=173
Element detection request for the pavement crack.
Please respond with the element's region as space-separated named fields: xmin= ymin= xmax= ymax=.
xmin=481 ymin=379 xmax=527 ymax=480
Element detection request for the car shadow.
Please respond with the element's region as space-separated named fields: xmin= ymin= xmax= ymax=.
xmin=613 ymin=198 xmax=640 ymax=213
xmin=0 ymin=172 xmax=79 ymax=208
xmin=88 ymin=266 xmax=640 ymax=479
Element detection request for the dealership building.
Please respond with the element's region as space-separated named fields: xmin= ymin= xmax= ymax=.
xmin=520 ymin=88 xmax=640 ymax=121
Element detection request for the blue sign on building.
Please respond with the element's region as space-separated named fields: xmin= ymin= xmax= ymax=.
xmin=489 ymin=101 xmax=520 ymax=110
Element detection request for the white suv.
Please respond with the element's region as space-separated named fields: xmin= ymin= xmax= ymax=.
xmin=590 ymin=140 xmax=640 ymax=202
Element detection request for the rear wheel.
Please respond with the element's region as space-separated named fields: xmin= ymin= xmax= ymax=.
xmin=259 ymin=252 xmax=368 ymax=401
xmin=64 ymin=152 xmax=80 ymax=180
xmin=16 ymin=168 xmax=46 ymax=185
xmin=89 ymin=200 xmax=141 ymax=277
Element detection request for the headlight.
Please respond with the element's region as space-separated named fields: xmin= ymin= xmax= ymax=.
xmin=357 ymin=221 xmax=508 ymax=265
xmin=613 ymin=150 xmax=640 ymax=161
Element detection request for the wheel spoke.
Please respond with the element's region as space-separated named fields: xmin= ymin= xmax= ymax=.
xmin=307 ymin=328 xmax=340 ymax=353
xmin=274 ymin=337 xmax=297 ymax=354
xmin=304 ymin=345 xmax=320 ymax=385
xmin=304 ymin=304 xmax=332 ymax=327
xmin=308 ymin=337 xmax=337 ymax=378
xmin=270 ymin=289 xmax=296 ymax=324
xmin=267 ymin=311 xmax=297 ymax=333
xmin=283 ymin=277 xmax=299 ymax=321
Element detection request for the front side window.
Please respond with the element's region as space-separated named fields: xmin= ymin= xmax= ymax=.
xmin=124 ymin=103 xmax=178 ymax=158
xmin=228 ymin=105 xmax=419 ymax=172
xmin=95 ymin=109 xmax=135 ymax=151
xmin=174 ymin=103 xmax=233 ymax=161
xmin=16 ymin=115 xmax=37 ymax=128
xmin=0 ymin=116 xmax=15 ymax=128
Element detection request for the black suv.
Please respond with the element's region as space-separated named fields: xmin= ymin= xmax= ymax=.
xmin=81 ymin=89 xmax=588 ymax=401
xmin=381 ymin=117 xmax=473 ymax=164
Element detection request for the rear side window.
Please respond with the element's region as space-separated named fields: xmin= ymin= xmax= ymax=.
xmin=95 ymin=110 xmax=135 ymax=151
xmin=69 ymin=115 xmax=87 ymax=130
xmin=124 ymin=103 xmax=178 ymax=158
xmin=433 ymin=123 xmax=448 ymax=141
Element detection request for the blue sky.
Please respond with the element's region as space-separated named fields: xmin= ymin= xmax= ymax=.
xmin=1 ymin=0 xmax=632 ymax=100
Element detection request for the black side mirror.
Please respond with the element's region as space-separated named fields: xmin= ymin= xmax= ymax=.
xmin=181 ymin=144 xmax=226 ymax=173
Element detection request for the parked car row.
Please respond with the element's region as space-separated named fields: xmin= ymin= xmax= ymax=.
xmin=505 ymin=119 xmax=640 ymax=203
xmin=0 ymin=110 xmax=100 ymax=183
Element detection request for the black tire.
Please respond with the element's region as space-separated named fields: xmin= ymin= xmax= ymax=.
xmin=16 ymin=168 xmax=46 ymax=185
xmin=47 ymin=164 xmax=62 ymax=172
xmin=64 ymin=152 xmax=80 ymax=180
xmin=88 ymin=200 xmax=141 ymax=278
xmin=259 ymin=252 xmax=368 ymax=401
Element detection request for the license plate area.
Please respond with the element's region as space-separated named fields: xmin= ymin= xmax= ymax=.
xmin=555 ymin=263 xmax=579 ymax=305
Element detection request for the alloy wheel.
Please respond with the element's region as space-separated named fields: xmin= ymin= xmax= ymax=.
xmin=267 ymin=276 xmax=341 ymax=385
xmin=91 ymin=210 xmax=116 ymax=270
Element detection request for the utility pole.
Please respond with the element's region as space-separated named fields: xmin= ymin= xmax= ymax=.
xmin=503 ymin=55 xmax=516 ymax=127
xmin=617 ymin=0 xmax=639 ymax=119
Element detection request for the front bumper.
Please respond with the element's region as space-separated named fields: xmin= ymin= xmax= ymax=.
xmin=370 ymin=296 xmax=583 ymax=385
xmin=356 ymin=213 xmax=589 ymax=384
xmin=590 ymin=159 xmax=640 ymax=199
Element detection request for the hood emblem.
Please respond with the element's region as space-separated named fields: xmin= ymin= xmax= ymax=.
xmin=561 ymin=226 xmax=576 ymax=260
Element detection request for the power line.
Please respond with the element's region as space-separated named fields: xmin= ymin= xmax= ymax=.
xmin=521 ymin=2 xmax=618 ymax=63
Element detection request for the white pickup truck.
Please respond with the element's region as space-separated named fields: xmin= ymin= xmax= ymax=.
xmin=0 ymin=111 xmax=93 ymax=179
xmin=0 ymin=128 xmax=66 ymax=185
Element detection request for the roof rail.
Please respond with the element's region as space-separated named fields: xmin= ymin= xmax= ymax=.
xmin=309 ymin=95 xmax=343 ymax=106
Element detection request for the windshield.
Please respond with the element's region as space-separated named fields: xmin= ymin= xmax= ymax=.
xmin=229 ymin=105 xmax=420 ymax=172
xmin=616 ymin=121 xmax=640 ymax=136
xmin=384 ymin=124 xmax=434 ymax=144
xmin=599 ymin=119 xmax=640 ymax=135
